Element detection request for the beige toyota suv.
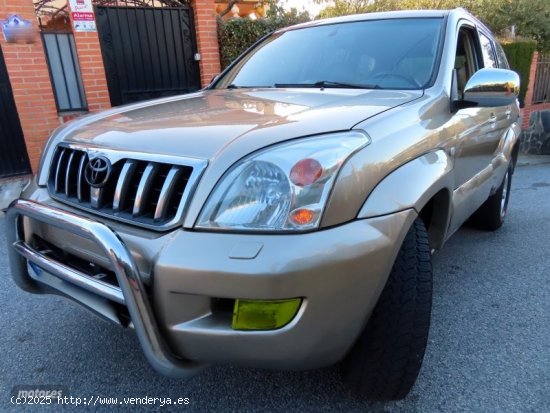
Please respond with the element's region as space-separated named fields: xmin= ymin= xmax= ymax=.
xmin=6 ymin=9 xmax=520 ymax=400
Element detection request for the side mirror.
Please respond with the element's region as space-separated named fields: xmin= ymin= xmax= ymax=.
xmin=462 ymin=68 xmax=520 ymax=107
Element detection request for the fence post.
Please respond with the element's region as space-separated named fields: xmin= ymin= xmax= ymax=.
xmin=191 ymin=0 xmax=221 ymax=87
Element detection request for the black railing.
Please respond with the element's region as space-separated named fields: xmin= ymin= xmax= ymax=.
xmin=533 ymin=53 xmax=550 ymax=104
xmin=42 ymin=32 xmax=88 ymax=112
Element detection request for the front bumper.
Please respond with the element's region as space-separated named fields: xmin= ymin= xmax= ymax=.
xmin=6 ymin=199 xmax=202 ymax=378
xmin=6 ymin=197 xmax=416 ymax=373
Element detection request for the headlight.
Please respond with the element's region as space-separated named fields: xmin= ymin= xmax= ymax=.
xmin=196 ymin=131 xmax=370 ymax=232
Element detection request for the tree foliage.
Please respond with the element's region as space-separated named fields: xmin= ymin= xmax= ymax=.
xmin=313 ymin=0 xmax=550 ymax=50
xmin=313 ymin=0 xmax=483 ymax=18
xmin=480 ymin=0 xmax=549 ymax=51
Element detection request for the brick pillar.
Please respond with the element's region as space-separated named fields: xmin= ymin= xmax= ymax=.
xmin=68 ymin=8 xmax=111 ymax=112
xmin=191 ymin=0 xmax=221 ymax=87
xmin=0 ymin=1 xmax=59 ymax=172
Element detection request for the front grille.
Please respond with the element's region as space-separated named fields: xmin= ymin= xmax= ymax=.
xmin=48 ymin=145 xmax=196 ymax=229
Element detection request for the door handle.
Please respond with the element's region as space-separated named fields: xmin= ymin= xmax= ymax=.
xmin=505 ymin=109 xmax=512 ymax=119
xmin=489 ymin=114 xmax=497 ymax=125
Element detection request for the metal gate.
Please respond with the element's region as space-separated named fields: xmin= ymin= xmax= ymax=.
xmin=0 ymin=46 xmax=31 ymax=178
xmin=94 ymin=4 xmax=201 ymax=107
xmin=533 ymin=53 xmax=550 ymax=104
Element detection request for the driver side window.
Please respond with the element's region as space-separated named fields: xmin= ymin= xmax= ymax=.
xmin=454 ymin=27 xmax=479 ymax=97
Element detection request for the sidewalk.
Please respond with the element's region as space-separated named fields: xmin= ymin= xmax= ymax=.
xmin=0 ymin=175 xmax=31 ymax=212
xmin=517 ymin=154 xmax=550 ymax=167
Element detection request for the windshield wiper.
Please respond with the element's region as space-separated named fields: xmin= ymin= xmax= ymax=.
xmin=273 ymin=80 xmax=380 ymax=89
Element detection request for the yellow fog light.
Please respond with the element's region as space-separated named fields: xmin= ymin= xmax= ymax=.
xmin=232 ymin=298 xmax=302 ymax=330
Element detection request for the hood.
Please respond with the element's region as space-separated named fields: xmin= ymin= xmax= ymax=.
xmin=59 ymin=88 xmax=422 ymax=160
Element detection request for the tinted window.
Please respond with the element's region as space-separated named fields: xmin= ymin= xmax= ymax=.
xmin=479 ymin=33 xmax=497 ymax=68
xmin=495 ymin=42 xmax=509 ymax=69
xmin=455 ymin=28 xmax=479 ymax=95
xmin=216 ymin=18 xmax=444 ymax=90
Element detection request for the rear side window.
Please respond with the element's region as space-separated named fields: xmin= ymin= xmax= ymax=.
xmin=495 ymin=42 xmax=510 ymax=69
xmin=479 ymin=32 xmax=497 ymax=68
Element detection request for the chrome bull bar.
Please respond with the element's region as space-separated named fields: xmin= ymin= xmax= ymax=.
xmin=5 ymin=199 xmax=201 ymax=378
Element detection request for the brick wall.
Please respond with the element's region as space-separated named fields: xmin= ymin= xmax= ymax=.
xmin=192 ymin=0 xmax=221 ymax=87
xmin=69 ymin=29 xmax=111 ymax=113
xmin=521 ymin=51 xmax=550 ymax=130
xmin=0 ymin=0 xmax=59 ymax=172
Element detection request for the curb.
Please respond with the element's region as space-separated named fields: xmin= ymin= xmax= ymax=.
xmin=516 ymin=155 xmax=550 ymax=167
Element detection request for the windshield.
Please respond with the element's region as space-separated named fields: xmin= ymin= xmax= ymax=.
xmin=215 ymin=18 xmax=444 ymax=90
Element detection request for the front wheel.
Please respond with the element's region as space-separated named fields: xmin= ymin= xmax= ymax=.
xmin=341 ymin=218 xmax=433 ymax=400
xmin=470 ymin=164 xmax=513 ymax=231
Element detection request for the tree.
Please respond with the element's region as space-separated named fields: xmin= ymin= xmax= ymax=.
xmin=313 ymin=0 xmax=550 ymax=50
xmin=312 ymin=0 xmax=483 ymax=18
xmin=313 ymin=0 xmax=372 ymax=17
xmin=479 ymin=0 xmax=549 ymax=50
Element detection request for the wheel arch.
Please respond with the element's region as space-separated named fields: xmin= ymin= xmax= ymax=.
xmin=501 ymin=122 xmax=521 ymax=172
xmin=417 ymin=188 xmax=452 ymax=249
xmin=358 ymin=150 xmax=454 ymax=249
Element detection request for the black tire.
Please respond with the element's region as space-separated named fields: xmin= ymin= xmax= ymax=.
xmin=470 ymin=164 xmax=513 ymax=231
xmin=342 ymin=218 xmax=432 ymax=401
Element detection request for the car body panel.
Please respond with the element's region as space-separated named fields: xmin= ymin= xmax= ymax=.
xmin=358 ymin=150 xmax=453 ymax=218
xmin=154 ymin=209 xmax=416 ymax=368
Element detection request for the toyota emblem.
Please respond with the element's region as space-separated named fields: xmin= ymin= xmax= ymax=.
xmin=84 ymin=156 xmax=112 ymax=188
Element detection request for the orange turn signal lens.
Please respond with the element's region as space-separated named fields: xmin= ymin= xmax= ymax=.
xmin=290 ymin=158 xmax=323 ymax=187
xmin=290 ymin=208 xmax=314 ymax=225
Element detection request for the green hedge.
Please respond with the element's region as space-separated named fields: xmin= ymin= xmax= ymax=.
xmin=218 ymin=16 xmax=308 ymax=69
xmin=501 ymin=40 xmax=537 ymax=107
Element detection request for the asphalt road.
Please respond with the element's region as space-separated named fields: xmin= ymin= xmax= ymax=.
xmin=1 ymin=157 xmax=549 ymax=412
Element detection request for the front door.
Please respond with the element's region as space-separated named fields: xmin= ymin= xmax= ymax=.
xmin=448 ymin=24 xmax=505 ymax=233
